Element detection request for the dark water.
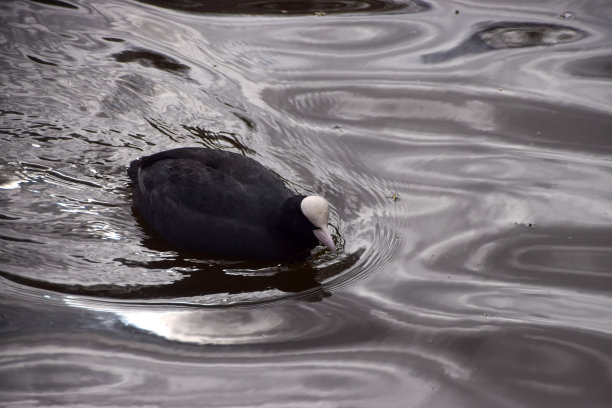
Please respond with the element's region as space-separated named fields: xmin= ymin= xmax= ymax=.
xmin=1 ymin=0 xmax=612 ymax=406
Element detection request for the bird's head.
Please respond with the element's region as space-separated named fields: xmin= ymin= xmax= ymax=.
xmin=300 ymin=195 xmax=336 ymax=252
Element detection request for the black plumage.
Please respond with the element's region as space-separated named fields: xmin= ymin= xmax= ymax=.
xmin=128 ymin=147 xmax=322 ymax=260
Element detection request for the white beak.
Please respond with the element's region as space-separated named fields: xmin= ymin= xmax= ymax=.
xmin=313 ymin=227 xmax=336 ymax=252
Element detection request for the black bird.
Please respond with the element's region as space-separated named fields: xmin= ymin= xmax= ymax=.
xmin=128 ymin=147 xmax=336 ymax=260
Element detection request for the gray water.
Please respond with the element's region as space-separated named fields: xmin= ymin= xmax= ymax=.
xmin=1 ymin=0 xmax=612 ymax=406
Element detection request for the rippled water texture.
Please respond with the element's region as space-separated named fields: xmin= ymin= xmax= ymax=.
xmin=1 ymin=0 xmax=612 ymax=406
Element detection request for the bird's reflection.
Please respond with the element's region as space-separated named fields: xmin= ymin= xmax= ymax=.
xmin=0 ymin=224 xmax=359 ymax=304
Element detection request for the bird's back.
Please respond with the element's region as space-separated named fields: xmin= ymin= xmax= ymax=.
xmin=128 ymin=148 xmax=296 ymax=258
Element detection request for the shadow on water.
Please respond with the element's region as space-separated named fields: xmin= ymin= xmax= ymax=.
xmin=134 ymin=0 xmax=430 ymax=15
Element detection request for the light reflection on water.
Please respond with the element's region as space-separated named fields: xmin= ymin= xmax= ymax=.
xmin=1 ymin=0 xmax=612 ymax=406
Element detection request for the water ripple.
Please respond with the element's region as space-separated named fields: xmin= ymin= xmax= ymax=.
xmin=565 ymin=53 xmax=612 ymax=79
xmin=424 ymin=21 xmax=587 ymax=63
xmin=2 ymin=0 xmax=612 ymax=405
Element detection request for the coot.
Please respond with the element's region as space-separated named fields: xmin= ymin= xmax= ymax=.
xmin=128 ymin=147 xmax=336 ymax=260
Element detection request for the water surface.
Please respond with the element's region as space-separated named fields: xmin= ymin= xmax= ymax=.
xmin=1 ymin=0 xmax=612 ymax=406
